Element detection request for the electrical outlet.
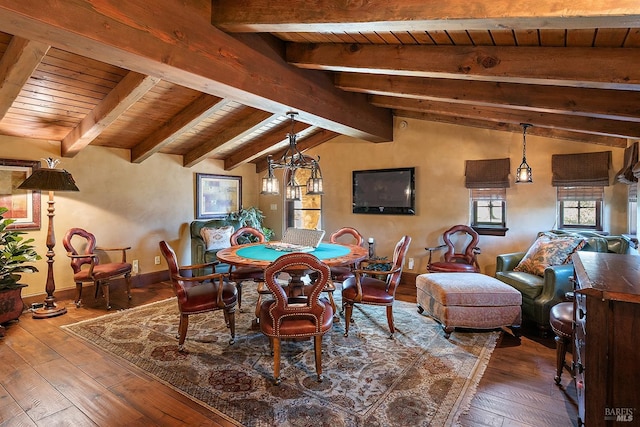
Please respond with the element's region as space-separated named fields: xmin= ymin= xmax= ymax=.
xmin=408 ymin=258 xmax=415 ymax=270
xmin=155 ymin=255 xmax=161 ymax=265
xmin=132 ymin=259 xmax=139 ymax=274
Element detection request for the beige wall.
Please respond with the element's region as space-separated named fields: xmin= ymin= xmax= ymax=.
xmin=1 ymin=117 xmax=630 ymax=297
xmin=274 ymin=118 xmax=628 ymax=275
xmin=0 ymin=137 xmax=259 ymax=297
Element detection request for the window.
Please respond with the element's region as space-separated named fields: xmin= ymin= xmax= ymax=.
xmin=557 ymin=186 xmax=603 ymax=231
xmin=285 ymin=168 xmax=322 ymax=229
xmin=465 ymin=158 xmax=510 ymax=236
xmin=470 ymin=188 xmax=507 ymax=235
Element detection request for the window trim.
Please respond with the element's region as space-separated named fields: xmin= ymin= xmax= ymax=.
xmin=558 ymin=200 xmax=603 ymax=231
xmin=556 ymin=186 xmax=604 ymax=231
xmin=470 ymin=188 xmax=508 ymax=236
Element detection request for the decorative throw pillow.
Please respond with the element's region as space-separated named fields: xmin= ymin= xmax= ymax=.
xmin=513 ymin=234 xmax=586 ymax=277
xmin=200 ymin=226 xmax=234 ymax=251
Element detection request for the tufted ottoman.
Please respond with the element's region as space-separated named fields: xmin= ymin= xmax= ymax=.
xmin=416 ymin=273 xmax=522 ymax=338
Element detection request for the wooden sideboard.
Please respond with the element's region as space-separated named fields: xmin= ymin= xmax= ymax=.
xmin=572 ymin=252 xmax=640 ymax=426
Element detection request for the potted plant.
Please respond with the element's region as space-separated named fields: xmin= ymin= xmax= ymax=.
xmin=0 ymin=207 xmax=41 ymax=336
xmin=226 ymin=206 xmax=274 ymax=241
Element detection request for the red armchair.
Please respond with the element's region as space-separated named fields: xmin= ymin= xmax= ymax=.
xmin=342 ymin=235 xmax=411 ymax=338
xmin=63 ymin=228 xmax=132 ymax=310
xmin=258 ymin=252 xmax=333 ymax=385
xmin=426 ymin=225 xmax=480 ymax=273
xmin=159 ymin=240 xmax=237 ymax=351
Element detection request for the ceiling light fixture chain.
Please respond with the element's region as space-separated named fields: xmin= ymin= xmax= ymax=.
xmin=261 ymin=111 xmax=324 ymax=200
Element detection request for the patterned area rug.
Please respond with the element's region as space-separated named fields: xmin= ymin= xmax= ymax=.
xmin=62 ymin=282 xmax=499 ymax=427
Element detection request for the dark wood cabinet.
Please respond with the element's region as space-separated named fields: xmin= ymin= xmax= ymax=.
xmin=572 ymin=252 xmax=640 ymax=426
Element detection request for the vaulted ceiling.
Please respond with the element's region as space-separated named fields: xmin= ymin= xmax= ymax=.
xmin=0 ymin=1 xmax=638 ymax=173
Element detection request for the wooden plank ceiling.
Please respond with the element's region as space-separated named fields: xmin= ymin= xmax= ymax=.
xmin=0 ymin=1 xmax=638 ymax=173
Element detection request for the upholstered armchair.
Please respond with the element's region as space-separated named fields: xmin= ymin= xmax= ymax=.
xmin=228 ymin=226 xmax=266 ymax=313
xmin=495 ymin=230 xmax=630 ymax=333
xmin=159 ymin=240 xmax=237 ymax=351
xmin=426 ymin=225 xmax=480 ymax=273
xmin=328 ymin=227 xmax=365 ymax=282
xmin=258 ymin=252 xmax=333 ymax=385
xmin=342 ymin=235 xmax=411 ymax=338
xmin=63 ymin=228 xmax=132 ymax=310
xmin=190 ymin=219 xmax=243 ymax=274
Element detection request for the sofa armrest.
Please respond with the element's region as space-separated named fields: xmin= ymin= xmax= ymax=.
xmin=496 ymin=252 xmax=525 ymax=272
xmin=539 ymin=264 xmax=575 ymax=308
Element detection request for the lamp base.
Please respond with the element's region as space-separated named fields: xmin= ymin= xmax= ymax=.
xmin=32 ymin=303 xmax=67 ymax=319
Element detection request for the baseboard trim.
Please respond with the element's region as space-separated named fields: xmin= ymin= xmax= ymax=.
xmin=22 ymin=270 xmax=169 ymax=308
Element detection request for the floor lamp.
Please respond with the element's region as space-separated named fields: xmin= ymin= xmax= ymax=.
xmin=18 ymin=158 xmax=79 ymax=319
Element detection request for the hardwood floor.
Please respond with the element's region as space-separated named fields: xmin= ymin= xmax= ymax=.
xmin=1 ymin=281 xmax=577 ymax=426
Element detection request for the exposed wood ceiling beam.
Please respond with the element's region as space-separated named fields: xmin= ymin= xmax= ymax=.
xmin=370 ymin=95 xmax=640 ymax=139
xmin=63 ymin=72 xmax=160 ymax=157
xmin=0 ymin=0 xmax=393 ymax=145
xmin=131 ymin=95 xmax=228 ymax=164
xmin=254 ymin=129 xmax=339 ymax=173
xmin=211 ymin=0 xmax=640 ymax=32
xmin=224 ymin=121 xmax=311 ymax=170
xmin=288 ymin=44 xmax=640 ymax=90
xmin=183 ymin=109 xmax=278 ymax=167
xmin=335 ymin=73 xmax=640 ymax=122
xmin=395 ymin=110 xmax=628 ymax=148
xmin=0 ymin=36 xmax=49 ymax=119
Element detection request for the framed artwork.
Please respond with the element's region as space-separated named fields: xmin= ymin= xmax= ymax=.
xmin=0 ymin=159 xmax=41 ymax=230
xmin=196 ymin=173 xmax=242 ymax=219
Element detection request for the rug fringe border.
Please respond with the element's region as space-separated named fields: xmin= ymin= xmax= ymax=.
xmin=449 ymin=330 xmax=501 ymax=426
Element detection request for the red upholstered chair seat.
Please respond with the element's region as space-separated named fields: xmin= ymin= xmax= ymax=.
xmin=342 ymin=278 xmax=395 ymax=305
xmin=427 ymin=261 xmax=478 ymax=273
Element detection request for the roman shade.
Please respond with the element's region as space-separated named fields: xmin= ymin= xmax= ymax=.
xmin=551 ymin=151 xmax=611 ymax=187
xmin=616 ymin=142 xmax=638 ymax=185
xmin=557 ymin=186 xmax=604 ymax=202
xmin=465 ymin=158 xmax=510 ymax=189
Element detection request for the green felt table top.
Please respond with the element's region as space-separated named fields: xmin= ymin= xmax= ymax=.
xmin=236 ymin=242 xmax=350 ymax=262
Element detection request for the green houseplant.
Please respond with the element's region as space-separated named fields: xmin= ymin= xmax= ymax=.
xmin=226 ymin=206 xmax=274 ymax=241
xmin=0 ymin=207 xmax=41 ymax=289
xmin=0 ymin=206 xmax=41 ymax=335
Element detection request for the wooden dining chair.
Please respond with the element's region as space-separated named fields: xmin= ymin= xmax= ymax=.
xmin=62 ymin=228 xmax=132 ymax=310
xmin=329 ymin=227 xmax=365 ymax=282
xmin=228 ymin=226 xmax=266 ymax=312
xmin=426 ymin=225 xmax=481 ymax=273
xmin=258 ymin=252 xmax=333 ymax=385
xmin=342 ymin=235 xmax=411 ymax=338
xmin=159 ymin=240 xmax=237 ymax=351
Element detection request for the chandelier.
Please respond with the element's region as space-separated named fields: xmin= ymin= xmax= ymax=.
xmin=260 ymin=111 xmax=324 ymax=200
xmin=516 ymin=123 xmax=533 ymax=183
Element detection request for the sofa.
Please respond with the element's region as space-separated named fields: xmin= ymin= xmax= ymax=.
xmin=495 ymin=230 xmax=630 ymax=333
xmin=190 ymin=219 xmax=243 ymax=274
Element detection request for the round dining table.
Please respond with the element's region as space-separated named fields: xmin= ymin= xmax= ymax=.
xmin=216 ymin=242 xmax=368 ymax=269
xmin=217 ymin=242 xmax=368 ymax=323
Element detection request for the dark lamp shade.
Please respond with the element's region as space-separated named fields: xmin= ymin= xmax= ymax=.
xmin=17 ymin=168 xmax=79 ymax=192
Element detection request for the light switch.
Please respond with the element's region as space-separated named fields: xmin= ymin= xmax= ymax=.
xmin=270 ymin=203 xmax=277 ymax=211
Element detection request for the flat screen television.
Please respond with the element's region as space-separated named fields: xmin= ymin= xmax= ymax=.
xmin=352 ymin=167 xmax=416 ymax=215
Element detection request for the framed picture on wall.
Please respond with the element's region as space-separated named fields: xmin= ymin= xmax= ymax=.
xmin=195 ymin=173 xmax=242 ymax=219
xmin=0 ymin=159 xmax=41 ymax=230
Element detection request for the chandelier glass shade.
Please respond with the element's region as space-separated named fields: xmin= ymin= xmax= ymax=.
xmin=260 ymin=111 xmax=324 ymax=200
xmin=516 ymin=123 xmax=533 ymax=183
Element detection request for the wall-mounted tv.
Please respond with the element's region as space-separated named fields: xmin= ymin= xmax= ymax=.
xmin=352 ymin=167 xmax=416 ymax=215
